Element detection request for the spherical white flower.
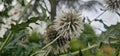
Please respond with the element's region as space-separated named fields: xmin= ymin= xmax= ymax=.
xmin=105 ymin=0 xmax=120 ymax=11
xmin=43 ymin=25 xmax=69 ymax=54
xmin=54 ymin=9 xmax=84 ymax=40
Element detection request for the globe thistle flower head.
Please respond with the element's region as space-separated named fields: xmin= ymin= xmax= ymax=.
xmin=54 ymin=9 xmax=84 ymax=40
xmin=43 ymin=25 xmax=70 ymax=54
xmin=105 ymin=0 xmax=120 ymax=11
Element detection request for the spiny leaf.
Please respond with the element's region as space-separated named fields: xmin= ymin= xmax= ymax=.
xmin=100 ymin=23 xmax=120 ymax=49
xmin=100 ymin=23 xmax=120 ymax=41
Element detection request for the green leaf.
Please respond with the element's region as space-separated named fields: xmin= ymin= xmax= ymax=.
xmin=6 ymin=30 xmax=25 ymax=47
xmin=10 ymin=16 xmax=43 ymax=32
xmin=10 ymin=22 xmax=28 ymax=32
xmin=39 ymin=4 xmax=47 ymax=17
xmin=0 ymin=19 xmax=4 ymax=24
xmin=18 ymin=0 xmax=25 ymax=6
xmin=100 ymin=23 xmax=120 ymax=49
xmin=68 ymin=50 xmax=72 ymax=56
xmin=80 ymin=24 xmax=98 ymax=43
xmin=28 ymin=30 xmax=40 ymax=43
xmin=0 ymin=6 xmax=12 ymax=17
xmin=27 ymin=16 xmax=45 ymax=23
xmin=4 ymin=0 xmax=13 ymax=4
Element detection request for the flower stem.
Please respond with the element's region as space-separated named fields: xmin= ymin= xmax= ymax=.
xmin=41 ymin=34 xmax=61 ymax=49
xmin=45 ymin=47 xmax=52 ymax=56
xmin=60 ymin=41 xmax=118 ymax=56
xmin=30 ymin=33 xmax=62 ymax=56
xmin=0 ymin=31 xmax=13 ymax=52
xmin=60 ymin=44 xmax=98 ymax=56
xmin=91 ymin=9 xmax=107 ymax=22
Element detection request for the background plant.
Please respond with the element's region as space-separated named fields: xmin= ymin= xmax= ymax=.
xmin=0 ymin=0 xmax=120 ymax=56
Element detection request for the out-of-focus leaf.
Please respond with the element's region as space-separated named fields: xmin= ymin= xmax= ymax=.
xmin=46 ymin=19 xmax=52 ymax=26
xmin=27 ymin=17 xmax=42 ymax=23
xmin=4 ymin=0 xmax=13 ymax=4
xmin=0 ymin=19 xmax=4 ymax=24
xmin=96 ymin=49 xmax=104 ymax=56
xmin=10 ymin=22 xmax=28 ymax=32
xmin=0 ymin=6 xmax=12 ymax=17
xmin=80 ymin=24 xmax=98 ymax=43
xmin=39 ymin=4 xmax=47 ymax=17
xmin=100 ymin=23 xmax=120 ymax=43
xmin=1 ymin=41 xmax=41 ymax=56
xmin=28 ymin=30 xmax=40 ymax=43
xmin=100 ymin=23 xmax=120 ymax=50
xmin=99 ymin=42 xmax=103 ymax=48
xmin=67 ymin=50 xmax=72 ymax=56
xmin=114 ymin=49 xmax=119 ymax=56
xmin=18 ymin=0 xmax=25 ymax=6
xmin=6 ymin=30 xmax=25 ymax=47
xmin=70 ymin=39 xmax=84 ymax=51
xmin=79 ymin=49 xmax=83 ymax=56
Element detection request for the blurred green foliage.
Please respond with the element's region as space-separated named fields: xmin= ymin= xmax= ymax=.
xmin=0 ymin=0 xmax=120 ymax=56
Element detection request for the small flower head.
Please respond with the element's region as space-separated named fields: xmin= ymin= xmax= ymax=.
xmin=105 ymin=0 xmax=120 ymax=11
xmin=54 ymin=9 xmax=84 ymax=40
xmin=43 ymin=25 xmax=69 ymax=54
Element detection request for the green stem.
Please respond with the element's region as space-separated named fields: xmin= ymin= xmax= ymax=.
xmin=60 ymin=41 xmax=118 ymax=56
xmin=42 ymin=34 xmax=61 ymax=49
xmin=60 ymin=44 xmax=98 ymax=56
xmin=45 ymin=47 xmax=52 ymax=56
xmin=91 ymin=9 xmax=107 ymax=22
xmin=30 ymin=34 xmax=61 ymax=56
xmin=0 ymin=31 xmax=13 ymax=52
xmin=17 ymin=0 xmax=32 ymax=23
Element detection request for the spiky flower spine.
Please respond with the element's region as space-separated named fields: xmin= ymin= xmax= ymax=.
xmin=43 ymin=25 xmax=69 ymax=54
xmin=54 ymin=9 xmax=84 ymax=40
xmin=105 ymin=0 xmax=120 ymax=11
